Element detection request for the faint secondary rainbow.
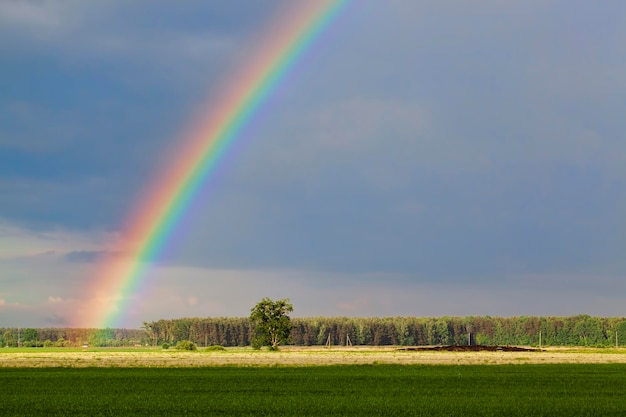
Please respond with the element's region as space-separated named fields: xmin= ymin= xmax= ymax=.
xmin=82 ymin=1 xmax=351 ymax=328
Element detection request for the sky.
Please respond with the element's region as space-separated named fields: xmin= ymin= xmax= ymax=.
xmin=1 ymin=0 xmax=626 ymax=328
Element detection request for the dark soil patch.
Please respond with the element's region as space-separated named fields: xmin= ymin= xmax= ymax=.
xmin=398 ymin=345 xmax=542 ymax=352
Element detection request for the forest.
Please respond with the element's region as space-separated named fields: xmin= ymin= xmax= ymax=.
xmin=3 ymin=315 xmax=626 ymax=348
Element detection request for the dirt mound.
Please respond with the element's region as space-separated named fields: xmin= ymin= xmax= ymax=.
xmin=398 ymin=345 xmax=542 ymax=352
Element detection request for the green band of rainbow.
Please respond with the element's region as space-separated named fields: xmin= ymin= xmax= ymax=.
xmin=85 ymin=1 xmax=351 ymax=328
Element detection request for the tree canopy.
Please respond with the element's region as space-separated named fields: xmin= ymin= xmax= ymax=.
xmin=250 ymin=297 xmax=293 ymax=350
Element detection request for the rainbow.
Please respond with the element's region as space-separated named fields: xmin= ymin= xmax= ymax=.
xmin=82 ymin=1 xmax=351 ymax=328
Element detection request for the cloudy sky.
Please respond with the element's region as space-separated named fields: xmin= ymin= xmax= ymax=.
xmin=2 ymin=1 xmax=625 ymax=328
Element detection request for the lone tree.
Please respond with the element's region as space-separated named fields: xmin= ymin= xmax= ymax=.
xmin=250 ymin=297 xmax=293 ymax=350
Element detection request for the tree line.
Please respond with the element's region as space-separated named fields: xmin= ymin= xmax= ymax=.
xmin=143 ymin=315 xmax=626 ymax=348
xmin=0 ymin=327 xmax=145 ymax=347
xmin=4 ymin=315 xmax=626 ymax=348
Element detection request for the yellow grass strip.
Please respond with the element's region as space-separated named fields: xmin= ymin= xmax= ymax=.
xmin=2 ymin=347 xmax=626 ymax=368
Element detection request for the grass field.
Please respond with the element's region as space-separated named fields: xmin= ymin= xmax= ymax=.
xmin=2 ymin=348 xmax=626 ymax=416
xmin=2 ymin=364 xmax=626 ymax=416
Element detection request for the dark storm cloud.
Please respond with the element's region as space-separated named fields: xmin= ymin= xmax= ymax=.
xmin=1 ymin=1 xmax=625 ymax=326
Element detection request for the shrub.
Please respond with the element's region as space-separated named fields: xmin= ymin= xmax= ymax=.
xmin=175 ymin=340 xmax=197 ymax=351
xmin=251 ymin=337 xmax=263 ymax=350
xmin=162 ymin=343 xmax=169 ymax=350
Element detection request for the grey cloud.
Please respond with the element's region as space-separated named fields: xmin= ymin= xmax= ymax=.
xmin=63 ymin=250 xmax=106 ymax=264
xmin=0 ymin=101 xmax=84 ymax=153
xmin=2 ymin=1 xmax=626 ymax=325
xmin=0 ymin=1 xmax=284 ymax=91
xmin=44 ymin=313 xmax=70 ymax=326
xmin=0 ymin=0 xmax=86 ymax=34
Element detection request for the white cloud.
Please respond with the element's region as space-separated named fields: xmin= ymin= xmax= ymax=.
xmin=48 ymin=296 xmax=63 ymax=304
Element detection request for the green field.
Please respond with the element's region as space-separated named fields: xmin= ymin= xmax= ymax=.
xmin=2 ymin=364 xmax=626 ymax=416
